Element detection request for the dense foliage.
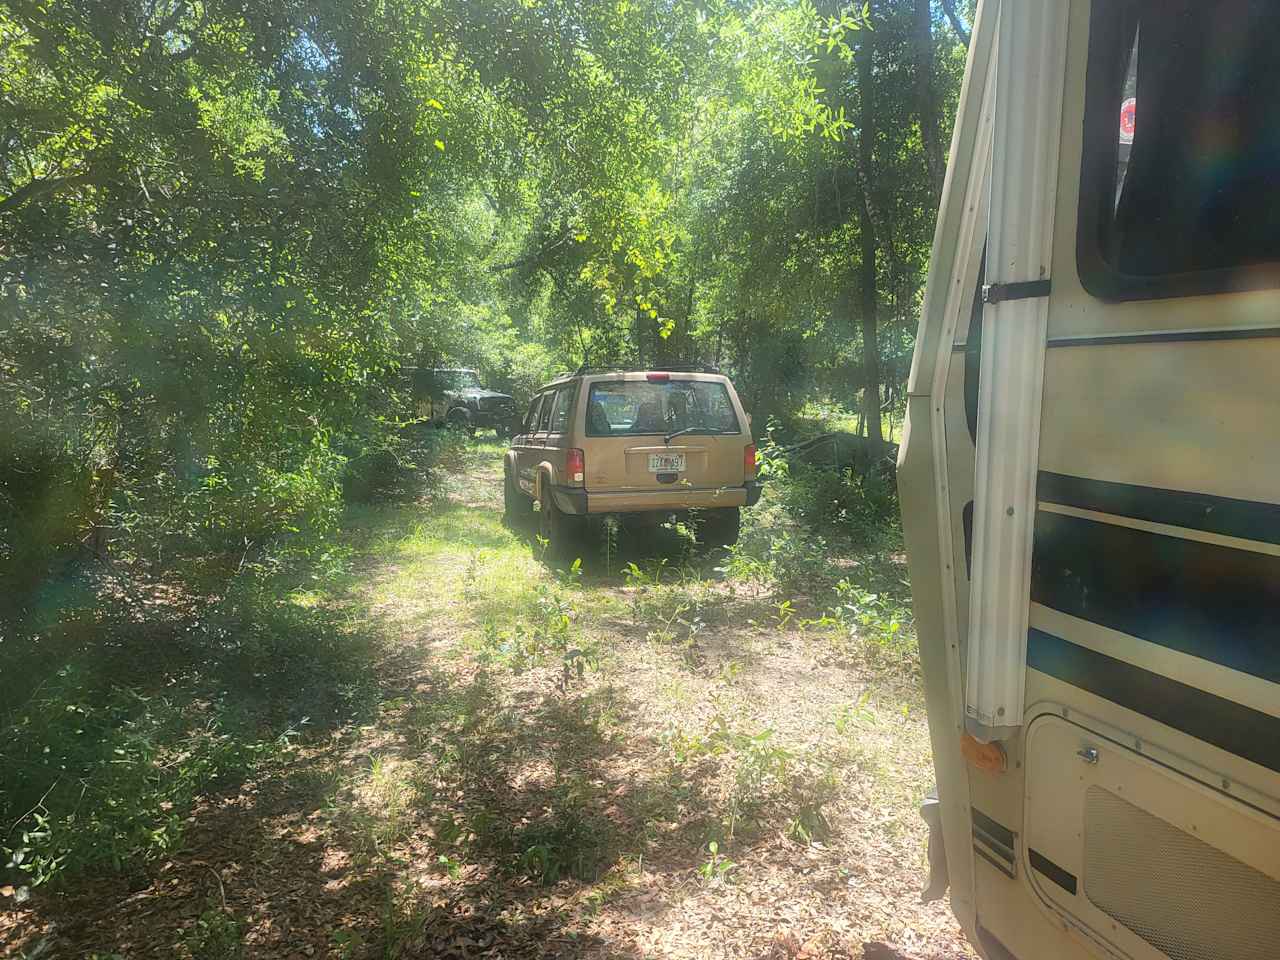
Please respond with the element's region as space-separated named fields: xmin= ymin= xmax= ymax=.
xmin=1 ymin=0 xmax=969 ymax=894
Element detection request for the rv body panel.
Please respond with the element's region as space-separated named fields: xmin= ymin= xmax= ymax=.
xmin=901 ymin=1 xmax=1280 ymax=958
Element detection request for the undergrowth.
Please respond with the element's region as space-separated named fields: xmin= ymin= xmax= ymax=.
xmin=0 ymin=433 xmax=474 ymax=899
xmin=2 ymin=429 xmax=924 ymax=945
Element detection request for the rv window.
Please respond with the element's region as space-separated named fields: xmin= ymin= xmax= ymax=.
xmin=1078 ymin=1 xmax=1280 ymax=299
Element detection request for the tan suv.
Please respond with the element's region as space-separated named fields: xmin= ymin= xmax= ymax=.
xmin=503 ymin=367 xmax=761 ymax=554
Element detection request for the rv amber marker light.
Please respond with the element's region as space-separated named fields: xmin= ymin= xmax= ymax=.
xmin=960 ymin=733 xmax=1007 ymax=774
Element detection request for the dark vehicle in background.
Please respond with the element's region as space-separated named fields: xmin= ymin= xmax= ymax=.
xmin=409 ymin=367 xmax=515 ymax=437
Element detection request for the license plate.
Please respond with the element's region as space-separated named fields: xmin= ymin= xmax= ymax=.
xmin=648 ymin=453 xmax=686 ymax=473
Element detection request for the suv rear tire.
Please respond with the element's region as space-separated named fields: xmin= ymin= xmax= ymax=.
xmin=697 ymin=507 xmax=740 ymax=548
xmin=539 ymin=487 xmax=585 ymax=559
xmin=504 ymin=466 xmax=533 ymax=526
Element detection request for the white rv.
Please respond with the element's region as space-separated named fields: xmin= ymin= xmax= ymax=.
xmin=899 ymin=2 xmax=1280 ymax=959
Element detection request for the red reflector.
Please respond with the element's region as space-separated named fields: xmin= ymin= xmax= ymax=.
xmin=960 ymin=733 xmax=1007 ymax=774
xmin=646 ymin=372 xmax=670 ymax=382
xmin=744 ymin=443 xmax=757 ymax=478
xmin=566 ymin=448 xmax=585 ymax=485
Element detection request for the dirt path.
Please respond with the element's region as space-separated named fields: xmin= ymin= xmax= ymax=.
xmin=6 ymin=443 xmax=972 ymax=960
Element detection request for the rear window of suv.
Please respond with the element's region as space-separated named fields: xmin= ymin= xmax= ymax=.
xmin=585 ymin=379 xmax=740 ymax=437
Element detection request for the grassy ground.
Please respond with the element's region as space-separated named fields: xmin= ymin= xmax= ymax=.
xmin=3 ymin=438 xmax=970 ymax=960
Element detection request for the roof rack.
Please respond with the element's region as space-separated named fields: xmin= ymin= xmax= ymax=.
xmin=572 ymin=362 xmax=721 ymax=376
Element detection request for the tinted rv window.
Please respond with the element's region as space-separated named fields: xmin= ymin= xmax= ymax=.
xmin=1079 ymin=1 xmax=1280 ymax=299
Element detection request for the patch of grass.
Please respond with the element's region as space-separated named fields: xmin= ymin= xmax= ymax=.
xmin=0 ymin=584 xmax=375 ymax=894
xmin=515 ymin=800 xmax=613 ymax=884
xmin=1 ymin=509 xmax=384 ymax=894
xmin=180 ymin=905 xmax=243 ymax=960
xmin=345 ymin=754 xmax=428 ymax=859
xmin=660 ymin=713 xmax=841 ymax=850
xmin=1 ymin=674 xmax=277 ymax=892
xmin=6 ymin=432 xmax=958 ymax=956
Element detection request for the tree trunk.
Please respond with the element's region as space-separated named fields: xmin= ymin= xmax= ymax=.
xmin=913 ymin=0 xmax=945 ymax=200
xmin=683 ymin=256 xmax=698 ymax=359
xmin=855 ymin=20 xmax=884 ymax=446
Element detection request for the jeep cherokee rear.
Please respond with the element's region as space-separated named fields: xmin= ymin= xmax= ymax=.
xmin=503 ymin=369 xmax=760 ymax=554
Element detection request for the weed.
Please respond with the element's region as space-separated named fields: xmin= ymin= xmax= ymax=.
xmin=462 ymin=550 xmax=484 ymax=604
xmin=330 ymin=928 xmax=365 ymax=959
xmin=377 ymin=884 xmax=428 ymax=958
xmin=785 ymin=763 xmax=840 ymax=843
xmin=1 ymin=672 xmax=284 ymax=891
xmin=473 ymin=578 xmax=599 ymax=693
xmin=602 ymin=517 xmax=620 ymax=574
xmin=773 ymin=599 xmax=795 ymax=628
xmin=662 ymin=713 xmax=840 ymax=848
xmin=436 ymin=853 xmax=464 ymax=879
xmin=720 ymin=723 xmax=793 ymax=841
xmin=181 ymin=904 xmax=243 ymax=960
xmin=698 ymin=840 xmax=736 ymax=884
xmin=827 ymin=579 xmax=915 ymax=667
xmin=833 ymin=692 xmax=876 ymax=735
xmin=345 ymin=755 xmax=424 ymax=858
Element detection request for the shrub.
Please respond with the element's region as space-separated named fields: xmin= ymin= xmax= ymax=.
xmin=0 ymin=556 xmax=380 ymax=893
xmin=775 ymin=462 xmax=898 ymax=544
xmin=0 ymin=668 xmax=274 ymax=894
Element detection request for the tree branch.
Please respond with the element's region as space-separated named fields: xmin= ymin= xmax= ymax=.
xmin=939 ymin=0 xmax=971 ymax=47
xmin=0 ymin=173 xmax=93 ymax=214
xmin=491 ymin=230 xmax=574 ymax=273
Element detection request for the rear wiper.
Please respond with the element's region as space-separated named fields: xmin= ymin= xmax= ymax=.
xmin=664 ymin=426 xmax=723 ymax=444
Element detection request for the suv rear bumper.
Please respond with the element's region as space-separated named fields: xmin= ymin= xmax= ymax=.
xmin=551 ymin=481 xmax=761 ymax=516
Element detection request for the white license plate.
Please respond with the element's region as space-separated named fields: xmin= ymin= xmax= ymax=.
xmin=648 ymin=453 xmax=686 ymax=473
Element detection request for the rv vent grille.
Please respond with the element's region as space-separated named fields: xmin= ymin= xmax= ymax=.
xmin=1085 ymin=786 xmax=1280 ymax=960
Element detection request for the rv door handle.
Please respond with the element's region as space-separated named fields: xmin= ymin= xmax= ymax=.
xmin=1076 ymin=747 xmax=1099 ymax=765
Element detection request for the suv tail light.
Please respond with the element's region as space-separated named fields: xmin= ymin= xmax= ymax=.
xmin=744 ymin=443 xmax=757 ymax=478
xmin=566 ymin=448 xmax=585 ymax=485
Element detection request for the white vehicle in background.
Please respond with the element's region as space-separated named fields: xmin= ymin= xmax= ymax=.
xmin=899 ymin=2 xmax=1280 ymax=959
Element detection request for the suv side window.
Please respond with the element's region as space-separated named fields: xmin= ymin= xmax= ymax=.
xmin=548 ymin=384 xmax=577 ymax=434
xmin=536 ymin=391 xmax=554 ymax=432
xmin=522 ymin=395 xmax=543 ymax=434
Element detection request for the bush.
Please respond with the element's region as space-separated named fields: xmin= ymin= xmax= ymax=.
xmin=0 ymin=556 xmax=380 ymax=894
xmin=775 ymin=462 xmax=898 ymax=543
xmin=0 ymin=668 xmax=273 ymax=893
xmin=342 ymin=425 xmax=468 ymax=504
